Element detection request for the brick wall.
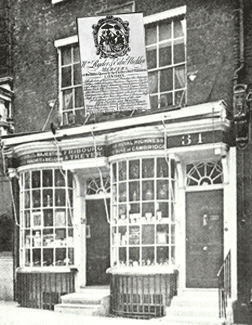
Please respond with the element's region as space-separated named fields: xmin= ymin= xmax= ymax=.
xmin=11 ymin=0 xmax=238 ymax=132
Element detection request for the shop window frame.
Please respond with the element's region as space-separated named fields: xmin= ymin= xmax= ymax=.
xmin=110 ymin=157 xmax=176 ymax=268
xmin=19 ymin=168 xmax=74 ymax=268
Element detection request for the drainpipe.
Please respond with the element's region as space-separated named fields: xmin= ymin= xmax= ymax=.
xmin=233 ymin=0 xmax=244 ymax=85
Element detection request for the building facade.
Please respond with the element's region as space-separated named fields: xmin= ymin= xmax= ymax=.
xmin=2 ymin=0 xmax=252 ymax=323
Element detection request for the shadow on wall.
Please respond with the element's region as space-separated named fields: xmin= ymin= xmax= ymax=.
xmin=0 ymin=214 xmax=13 ymax=301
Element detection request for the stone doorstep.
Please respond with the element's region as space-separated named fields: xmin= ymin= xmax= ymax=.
xmin=54 ymin=303 xmax=103 ymax=316
xmin=161 ymin=289 xmax=223 ymax=325
xmin=55 ymin=291 xmax=110 ymax=316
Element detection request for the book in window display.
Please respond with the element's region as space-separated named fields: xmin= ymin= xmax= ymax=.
xmin=55 ymin=210 xmax=66 ymax=226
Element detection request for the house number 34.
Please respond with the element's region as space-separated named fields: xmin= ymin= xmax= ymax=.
xmin=181 ymin=133 xmax=203 ymax=146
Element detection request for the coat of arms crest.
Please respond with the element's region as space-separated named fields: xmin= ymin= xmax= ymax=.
xmin=92 ymin=15 xmax=130 ymax=59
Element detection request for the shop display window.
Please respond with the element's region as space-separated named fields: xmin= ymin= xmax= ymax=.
xmin=19 ymin=169 xmax=74 ymax=267
xmin=111 ymin=157 xmax=175 ymax=267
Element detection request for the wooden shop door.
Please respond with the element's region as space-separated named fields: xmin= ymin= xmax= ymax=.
xmin=86 ymin=199 xmax=110 ymax=285
xmin=186 ymin=190 xmax=223 ymax=288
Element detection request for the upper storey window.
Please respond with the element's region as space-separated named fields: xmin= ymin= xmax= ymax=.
xmin=145 ymin=14 xmax=186 ymax=109
xmin=56 ymin=6 xmax=186 ymax=125
xmin=59 ymin=43 xmax=84 ymax=125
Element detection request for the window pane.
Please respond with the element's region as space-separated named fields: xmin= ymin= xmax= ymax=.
xmin=61 ymin=46 xmax=71 ymax=66
xmin=160 ymin=93 xmax=173 ymax=108
xmin=62 ymin=66 xmax=72 ymax=88
xmin=159 ymin=42 xmax=172 ymax=67
xmin=129 ymin=160 xmax=140 ymax=180
xmin=142 ymin=247 xmax=154 ymax=265
xmin=142 ymin=225 xmax=155 ymax=244
xmin=62 ymin=89 xmax=73 ymax=110
xmin=25 ymin=172 xmax=30 ymax=189
xmin=75 ymin=108 xmax=85 ymax=124
xmin=73 ymin=45 xmax=80 ymax=62
xmin=145 ymin=24 xmax=156 ymax=45
xmin=175 ymin=90 xmax=185 ymax=106
xmin=174 ymin=19 xmax=185 ymax=38
xmin=74 ymin=63 xmax=81 ymax=85
xmin=159 ymin=20 xmax=172 ymax=41
xmin=142 ymin=159 xmax=154 ymax=178
xmin=175 ymin=66 xmax=185 ymax=89
xmin=160 ymin=68 xmax=173 ymax=92
xmin=174 ymin=39 xmax=185 ymax=64
xmin=150 ymin=95 xmax=158 ymax=109
xmin=75 ymin=86 xmax=84 ymax=108
xmin=32 ymin=171 xmax=40 ymax=188
xmin=146 ymin=47 xmax=157 ymax=69
xmin=148 ymin=71 xmax=158 ymax=94
xmin=32 ymin=190 xmax=41 ymax=208
xmin=43 ymin=170 xmax=52 ymax=187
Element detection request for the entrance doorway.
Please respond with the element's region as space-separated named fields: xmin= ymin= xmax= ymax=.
xmin=186 ymin=190 xmax=223 ymax=288
xmin=86 ymin=199 xmax=110 ymax=285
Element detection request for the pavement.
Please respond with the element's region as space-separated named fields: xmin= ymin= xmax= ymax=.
xmin=0 ymin=300 xmax=166 ymax=325
xmin=0 ymin=300 xmax=246 ymax=325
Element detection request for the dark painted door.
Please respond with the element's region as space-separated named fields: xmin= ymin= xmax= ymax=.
xmin=86 ymin=199 xmax=110 ymax=285
xmin=186 ymin=190 xmax=223 ymax=288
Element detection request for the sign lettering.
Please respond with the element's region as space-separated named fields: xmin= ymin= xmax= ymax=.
xmin=77 ymin=13 xmax=150 ymax=114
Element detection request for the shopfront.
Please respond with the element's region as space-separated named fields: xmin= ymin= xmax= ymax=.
xmin=2 ymin=100 xmax=237 ymax=314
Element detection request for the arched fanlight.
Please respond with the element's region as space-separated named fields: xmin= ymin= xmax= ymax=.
xmin=86 ymin=176 xmax=110 ymax=195
xmin=186 ymin=161 xmax=223 ymax=186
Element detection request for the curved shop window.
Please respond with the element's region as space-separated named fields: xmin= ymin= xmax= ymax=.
xmin=111 ymin=157 xmax=176 ymax=267
xmin=19 ymin=169 xmax=74 ymax=267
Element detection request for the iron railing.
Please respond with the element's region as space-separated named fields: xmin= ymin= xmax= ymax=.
xmin=16 ymin=269 xmax=75 ymax=310
xmin=110 ymin=271 xmax=178 ymax=319
xmin=217 ymin=250 xmax=231 ymax=318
